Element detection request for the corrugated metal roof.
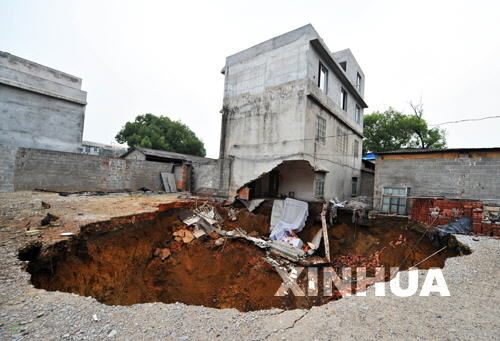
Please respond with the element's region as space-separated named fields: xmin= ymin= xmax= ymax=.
xmin=121 ymin=147 xmax=216 ymax=162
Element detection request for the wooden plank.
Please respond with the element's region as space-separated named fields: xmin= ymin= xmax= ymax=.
xmin=321 ymin=202 xmax=331 ymax=262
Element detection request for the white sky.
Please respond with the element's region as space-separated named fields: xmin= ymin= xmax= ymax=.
xmin=1 ymin=0 xmax=499 ymax=158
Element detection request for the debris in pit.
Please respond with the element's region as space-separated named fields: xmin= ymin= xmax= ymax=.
xmin=227 ymin=207 xmax=238 ymax=221
xmin=41 ymin=201 xmax=51 ymax=209
xmin=41 ymin=213 xmax=60 ymax=226
xmin=238 ymin=198 xmax=266 ymax=212
xmin=25 ymin=230 xmax=41 ymax=236
xmin=179 ymin=211 xmax=200 ymax=226
xmin=193 ymin=202 xmax=223 ymax=225
xmin=436 ymin=217 xmax=472 ymax=235
xmin=193 ymin=229 xmax=206 ymax=239
xmin=60 ymin=232 xmax=75 ymax=237
xmin=269 ymin=198 xmax=308 ymax=248
xmin=153 ymin=248 xmax=172 ymax=260
xmin=173 ymin=229 xmax=194 ymax=243
xmin=173 ymin=200 xmax=330 ymax=268
xmin=269 ymin=240 xmax=306 ymax=262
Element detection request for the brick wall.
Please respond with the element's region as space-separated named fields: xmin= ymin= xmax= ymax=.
xmin=411 ymin=198 xmax=499 ymax=236
xmin=13 ymin=147 xmax=176 ymax=192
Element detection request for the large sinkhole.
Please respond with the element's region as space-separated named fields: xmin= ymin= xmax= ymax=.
xmin=20 ymin=201 xmax=470 ymax=312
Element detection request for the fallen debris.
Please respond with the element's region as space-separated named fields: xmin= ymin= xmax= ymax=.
xmin=173 ymin=230 xmax=194 ymax=243
xmin=153 ymin=248 xmax=171 ymax=260
xmin=238 ymin=198 xmax=266 ymax=212
xmin=269 ymin=240 xmax=306 ymax=262
xmin=193 ymin=229 xmax=206 ymax=239
xmin=321 ymin=202 xmax=331 ymax=262
xmin=41 ymin=213 xmax=59 ymax=226
xmin=270 ymin=198 xmax=308 ymax=246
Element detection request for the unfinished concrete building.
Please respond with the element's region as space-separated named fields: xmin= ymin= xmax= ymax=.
xmin=219 ymin=24 xmax=367 ymax=201
xmin=0 ymin=51 xmax=87 ymax=153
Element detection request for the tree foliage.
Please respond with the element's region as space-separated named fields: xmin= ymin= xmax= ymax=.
xmin=363 ymin=104 xmax=446 ymax=154
xmin=116 ymin=114 xmax=206 ymax=157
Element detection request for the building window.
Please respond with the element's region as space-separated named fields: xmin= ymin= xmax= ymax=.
xmin=381 ymin=187 xmax=411 ymax=215
xmin=355 ymin=105 xmax=361 ymax=123
xmin=339 ymin=61 xmax=347 ymax=71
xmin=316 ymin=116 xmax=326 ymax=144
xmin=340 ymin=88 xmax=348 ymax=111
xmin=356 ymin=73 xmax=362 ymax=92
xmin=336 ymin=126 xmax=343 ymax=151
xmin=336 ymin=126 xmax=349 ymax=153
xmin=352 ymin=177 xmax=358 ymax=196
xmin=353 ymin=140 xmax=359 ymax=158
xmin=314 ymin=172 xmax=326 ymax=198
xmin=318 ymin=62 xmax=328 ymax=93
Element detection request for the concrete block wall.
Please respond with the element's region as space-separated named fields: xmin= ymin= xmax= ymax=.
xmin=0 ymin=144 xmax=18 ymax=192
xmin=191 ymin=160 xmax=220 ymax=195
xmin=0 ymin=51 xmax=86 ymax=153
xmin=360 ymin=170 xmax=374 ymax=197
xmin=12 ymin=147 xmax=175 ymax=192
xmin=374 ymin=153 xmax=500 ymax=210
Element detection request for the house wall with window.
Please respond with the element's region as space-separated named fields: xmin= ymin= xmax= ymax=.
xmin=219 ymin=24 xmax=367 ymax=201
xmin=373 ymin=148 xmax=500 ymax=214
xmin=333 ymin=49 xmax=365 ymax=97
xmin=306 ymin=50 xmax=364 ymax=127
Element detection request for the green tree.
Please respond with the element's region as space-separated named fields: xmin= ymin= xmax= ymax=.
xmin=363 ymin=103 xmax=446 ymax=154
xmin=116 ymin=114 xmax=206 ymax=157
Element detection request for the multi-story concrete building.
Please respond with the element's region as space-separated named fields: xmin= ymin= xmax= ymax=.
xmin=0 ymin=51 xmax=87 ymax=153
xmin=218 ymin=24 xmax=367 ymax=201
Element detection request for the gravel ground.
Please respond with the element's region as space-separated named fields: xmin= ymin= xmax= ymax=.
xmin=0 ymin=192 xmax=499 ymax=340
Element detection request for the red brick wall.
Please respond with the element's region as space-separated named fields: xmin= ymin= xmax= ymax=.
xmin=411 ymin=198 xmax=498 ymax=236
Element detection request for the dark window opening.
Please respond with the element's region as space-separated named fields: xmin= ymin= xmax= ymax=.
xmin=340 ymin=88 xmax=348 ymax=111
xmin=318 ymin=62 xmax=328 ymax=93
xmin=339 ymin=61 xmax=347 ymax=71
xmin=355 ymin=105 xmax=361 ymax=123
xmin=356 ymin=73 xmax=362 ymax=92
xmin=352 ymin=177 xmax=358 ymax=196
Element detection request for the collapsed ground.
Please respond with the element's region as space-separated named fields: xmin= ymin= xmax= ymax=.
xmin=17 ymin=197 xmax=470 ymax=312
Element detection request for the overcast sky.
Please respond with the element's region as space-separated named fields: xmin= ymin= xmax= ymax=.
xmin=1 ymin=0 xmax=499 ymax=157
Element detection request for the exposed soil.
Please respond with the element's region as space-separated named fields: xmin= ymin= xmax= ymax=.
xmin=20 ymin=200 xmax=469 ymax=312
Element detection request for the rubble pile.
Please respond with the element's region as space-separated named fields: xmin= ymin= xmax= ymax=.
xmin=411 ymin=198 xmax=500 ymax=236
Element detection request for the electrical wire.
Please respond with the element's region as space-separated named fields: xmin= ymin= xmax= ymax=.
xmin=429 ymin=115 xmax=500 ymax=127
